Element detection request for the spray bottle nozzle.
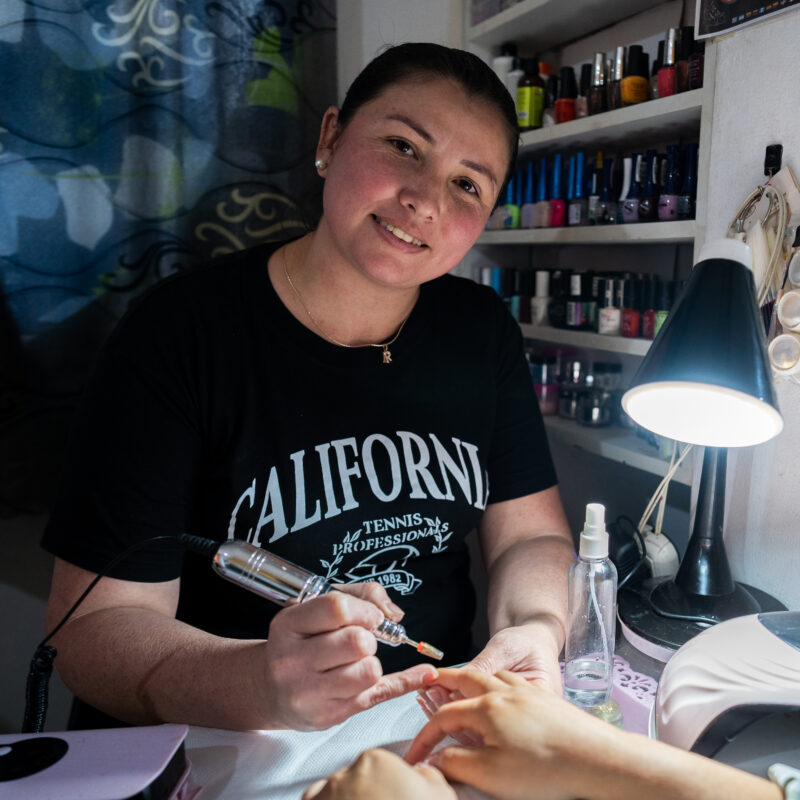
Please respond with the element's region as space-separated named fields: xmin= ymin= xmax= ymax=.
xmin=583 ymin=503 xmax=605 ymax=535
xmin=579 ymin=502 xmax=609 ymax=559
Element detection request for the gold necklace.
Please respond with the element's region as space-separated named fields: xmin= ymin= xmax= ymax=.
xmin=280 ymin=247 xmax=411 ymax=364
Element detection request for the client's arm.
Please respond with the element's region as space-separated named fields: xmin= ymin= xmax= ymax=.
xmin=405 ymin=669 xmax=783 ymax=800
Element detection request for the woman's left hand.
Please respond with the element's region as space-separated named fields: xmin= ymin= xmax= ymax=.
xmin=303 ymin=748 xmax=457 ymax=800
xmin=467 ymin=619 xmax=562 ymax=691
xmin=415 ymin=621 xmax=561 ymax=732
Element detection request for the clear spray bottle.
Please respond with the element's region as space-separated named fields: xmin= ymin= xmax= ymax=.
xmin=564 ymin=503 xmax=618 ymax=709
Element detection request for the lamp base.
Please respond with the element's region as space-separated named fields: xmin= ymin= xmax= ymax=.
xmin=618 ymin=578 xmax=786 ymax=661
xmin=649 ymin=578 xmax=763 ymax=624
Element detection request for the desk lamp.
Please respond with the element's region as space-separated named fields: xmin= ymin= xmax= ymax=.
xmin=618 ymin=239 xmax=785 ymax=659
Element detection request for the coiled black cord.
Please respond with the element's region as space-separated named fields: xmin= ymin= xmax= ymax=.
xmin=22 ymin=532 xmax=220 ymax=733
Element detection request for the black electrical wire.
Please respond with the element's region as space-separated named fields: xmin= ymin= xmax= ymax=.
xmin=22 ymin=532 xmax=220 ymax=733
xmin=615 ymin=515 xmax=648 ymax=590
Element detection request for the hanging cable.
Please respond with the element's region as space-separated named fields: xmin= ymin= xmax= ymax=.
xmin=22 ymin=533 xmax=219 ymax=734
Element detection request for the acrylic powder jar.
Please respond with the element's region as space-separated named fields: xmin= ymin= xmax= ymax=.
xmin=576 ymin=389 xmax=613 ymax=427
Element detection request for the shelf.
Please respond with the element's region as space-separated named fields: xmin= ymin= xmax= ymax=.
xmin=479 ymin=220 xmax=695 ymax=246
xmin=521 ymin=325 xmax=651 ymax=356
xmin=469 ymin=0 xmax=667 ymax=51
xmin=520 ymin=325 xmax=651 ymax=356
xmin=518 ymin=90 xmax=704 ymax=155
xmin=544 ymin=416 xmax=692 ymax=485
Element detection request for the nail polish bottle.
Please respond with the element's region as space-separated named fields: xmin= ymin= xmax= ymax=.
xmin=621 ymin=277 xmax=642 ymax=338
xmin=509 ymin=272 xmax=521 ymax=320
xmin=501 ymin=174 xmax=520 ymax=228
xmin=688 ymin=40 xmax=705 ymax=90
xmin=595 ymin=157 xmax=617 ymax=225
xmin=568 ymin=152 xmax=589 ymax=227
xmin=566 ymin=271 xmax=587 ymax=330
xmin=621 ymin=45 xmax=649 ymax=106
xmin=576 ymin=63 xmax=592 ymax=118
xmin=491 ymin=267 xmax=503 ymax=295
xmin=517 ymin=58 xmax=546 ymax=131
xmin=502 ymin=268 xmax=516 ymax=302
xmin=531 ymin=270 xmax=550 ymax=325
xmin=515 ymin=165 xmax=525 ymax=211
xmin=615 ymin=273 xmax=628 ymax=312
xmin=638 ymin=149 xmax=659 ymax=222
xmin=658 ymin=145 xmax=680 ymax=221
xmin=566 ymin=154 xmax=576 ymax=211
xmin=587 ymin=150 xmax=602 ymax=224
xmin=543 ymin=74 xmax=559 ymax=128
xmin=538 ymin=61 xmax=552 ymax=86
xmin=677 ymin=143 xmax=698 ymax=220
xmin=640 ymin=277 xmax=658 ymax=339
xmin=549 ymin=153 xmax=566 ymax=227
xmin=657 ymin=29 xmax=678 ymax=99
xmin=597 ymin=278 xmax=622 ymax=335
xmin=521 ymin=160 xmax=536 ymax=228
xmin=514 ymin=268 xmax=531 ymax=323
xmin=649 ymin=39 xmax=664 ymax=100
xmin=621 ymin=153 xmax=642 ymax=223
xmin=654 ymin=279 xmax=675 ymax=336
xmin=547 ymin=270 xmax=569 ymax=329
xmin=530 ymin=355 xmax=559 ymax=415
xmin=622 ymin=153 xmax=645 ymax=224
xmin=486 ymin=180 xmax=508 ymax=229
xmin=555 ymin=66 xmax=578 ymax=123
xmin=585 ymin=272 xmax=600 ymax=332
xmin=587 ymin=52 xmax=607 ymax=116
xmin=534 ymin=156 xmax=552 ymax=228
xmin=507 ymin=57 xmax=525 ymax=101
xmin=676 ymin=27 xmax=694 ymax=93
xmin=491 ymin=41 xmax=517 ymax=87
xmin=616 ymin=156 xmax=632 ymax=223
xmin=607 ymin=46 xmax=625 ymax=111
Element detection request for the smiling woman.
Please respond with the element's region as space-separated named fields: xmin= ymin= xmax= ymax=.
xmin=274 ymin=45 xmax=519 ymax=349
xmin=41 ymin=43 xmax=574 ymax=735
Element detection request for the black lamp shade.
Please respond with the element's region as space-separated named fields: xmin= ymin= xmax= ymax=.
xmin=622 ymin=252 xmax=782 ymax=447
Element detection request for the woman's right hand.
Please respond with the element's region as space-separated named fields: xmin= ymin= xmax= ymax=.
xmin=259 ymin=581 xmax=438 ymax=730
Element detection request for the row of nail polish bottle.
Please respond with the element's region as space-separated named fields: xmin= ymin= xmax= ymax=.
xmin=488 ymin=142 xmax=697 ymax=231
xmin=545 ymin=271 xmax=682 ymax=339
xmin=619 ymin=144 xmax=698 ymax=223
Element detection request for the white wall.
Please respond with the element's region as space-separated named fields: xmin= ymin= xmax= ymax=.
xmin=704 ymin=10 xmax=800 ymax=609
xmin=336 ymin=0 xmax=464 ymax=102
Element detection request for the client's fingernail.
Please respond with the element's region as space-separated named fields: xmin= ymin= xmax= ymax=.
xmin=426 ymin=686 xmax=449 ymax=707
xmin=416 ymin=694 xmax=434 ymax=719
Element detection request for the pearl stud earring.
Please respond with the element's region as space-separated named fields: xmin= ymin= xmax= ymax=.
xmin=315 ymin=158 xmax=327 ymax=170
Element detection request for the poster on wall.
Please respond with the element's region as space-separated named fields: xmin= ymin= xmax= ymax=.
xmin=696 ymin=0 xmax=800 ymax=38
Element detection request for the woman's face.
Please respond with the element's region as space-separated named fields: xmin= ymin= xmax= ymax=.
xmin=317 ymin=77 xmax=511 ymax=291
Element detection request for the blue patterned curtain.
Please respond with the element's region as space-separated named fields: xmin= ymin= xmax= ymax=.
xmin=0 ymin=0 xmax=337 ymax=515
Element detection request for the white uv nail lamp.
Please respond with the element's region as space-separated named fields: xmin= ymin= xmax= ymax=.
xmin=651 ymin=611 xmax=800 ymax=771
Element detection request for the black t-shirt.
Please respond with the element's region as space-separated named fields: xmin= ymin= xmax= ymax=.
xmin=42 ymin=240 xmax=557 ymax=671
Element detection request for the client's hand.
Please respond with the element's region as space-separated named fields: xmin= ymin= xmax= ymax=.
xmin=467 ymin=619 xmax=563 ymax=691
xmin=303 ymin=748 xmax=456 ymax=800
xmin=260 ymin=582 xmax=437 ymax=730
xmin=406 ymin=668 xmax=618 ymax=800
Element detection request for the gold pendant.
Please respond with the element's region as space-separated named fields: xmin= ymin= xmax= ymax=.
xmin=382 ymin=346 xmax=392 ymax=364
